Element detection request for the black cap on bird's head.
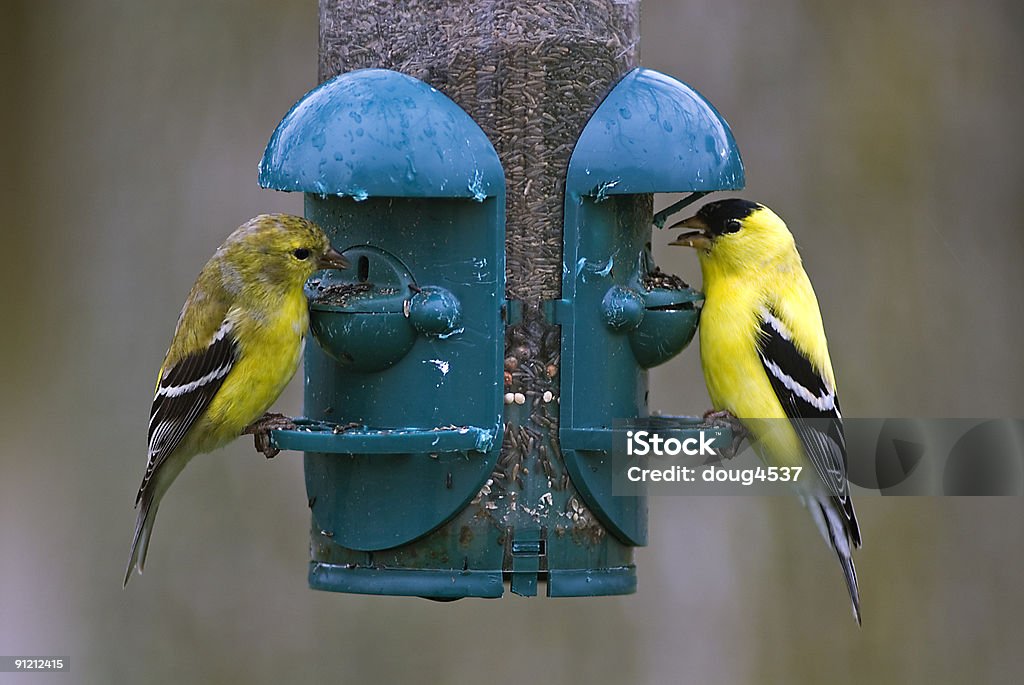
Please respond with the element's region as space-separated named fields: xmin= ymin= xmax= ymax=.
xmin=668 ymin=198 xmax=763 ymax=250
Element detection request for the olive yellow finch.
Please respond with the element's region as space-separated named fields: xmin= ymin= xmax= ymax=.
xmin=125 ymin=214 xmax=348 ymax=586
xmin=670 ymin=199 xmax=863 ymax=624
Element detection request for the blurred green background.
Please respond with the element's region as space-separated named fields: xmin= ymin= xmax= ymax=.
xmin=2 ymin=1 xmax=1022 ymax=683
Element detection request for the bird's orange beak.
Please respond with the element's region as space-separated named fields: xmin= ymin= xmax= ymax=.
xmin=317 ymin=246 xmax=350 ymax=270
xmin=668 ymin=215 xmax=713 ymax=250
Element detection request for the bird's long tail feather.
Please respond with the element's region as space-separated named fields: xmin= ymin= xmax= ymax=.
xmin=807 ymin=493 xmax=863 ymax=625
xmin=124 ymin=452 xmax=190 ymax=587
xmin=124 ymin=489 xmax=161 ymax=587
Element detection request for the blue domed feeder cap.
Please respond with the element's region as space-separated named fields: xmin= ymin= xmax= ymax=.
xmin=565 ymin=67 xmax=744 ymax=197
xmin=258 ymin=68 xmax=504 ymax=199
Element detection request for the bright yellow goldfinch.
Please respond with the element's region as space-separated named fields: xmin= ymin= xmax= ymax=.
xmin=670 ymin=199 xmax=863 ymax=624
xmin=125 ymin=214 xmax=348 ymax=586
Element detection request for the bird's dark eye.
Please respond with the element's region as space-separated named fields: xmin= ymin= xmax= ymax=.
xmin=293 ymin=248 xmax=310 ymax=260
xmin=723 ymin=219 xmax=741 ymax=234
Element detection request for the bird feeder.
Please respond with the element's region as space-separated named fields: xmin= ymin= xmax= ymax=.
xmin=257 ymin=66 xmax=743 ymax=599
xmin=557 ymin=67 xmax=745 ymax=545
xmin=259 ymin=69 xmax=507 ymax=596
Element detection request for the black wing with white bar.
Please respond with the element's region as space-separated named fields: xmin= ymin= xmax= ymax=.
xmin=139 ymin=319 xmax=238 ymax=503
xmin=755 ymin=306 xmax=850 ymax=503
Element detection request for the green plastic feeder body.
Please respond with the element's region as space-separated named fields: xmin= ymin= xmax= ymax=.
xmin=259 ymin=69 xmax=507 ymax=595
xmin=559 ymin=68 xmax=744 ymax=546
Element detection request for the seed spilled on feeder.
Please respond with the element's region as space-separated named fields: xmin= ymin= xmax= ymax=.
xmin=311 ymin=281 xmax=374 ymax=307
xmin=642 ymin=266 xmax=689 ymax=291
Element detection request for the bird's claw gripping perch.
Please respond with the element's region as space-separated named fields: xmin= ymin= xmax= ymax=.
xmin=243 ymin=412 xmax=297 ymax=458
xmin=703 ymin=409 xmax=749 ymax=460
